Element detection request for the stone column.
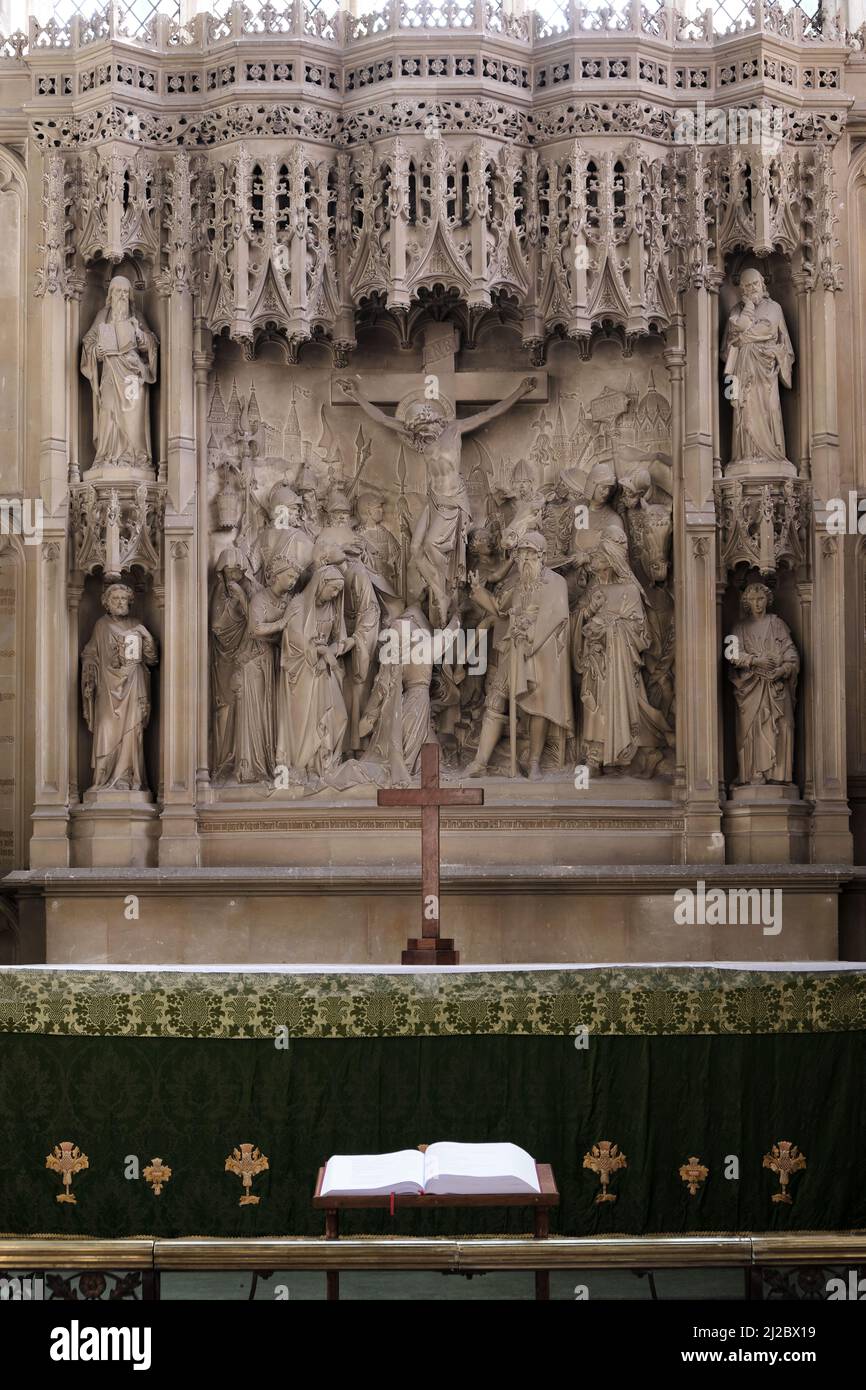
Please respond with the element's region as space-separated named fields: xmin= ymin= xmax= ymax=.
xmin=803 ymin=239 xmax=852 ymax=861
xmin=30 ymin=535 xmax=70 ymax=867
xmin=30 ymin=153 xmax=73 ymax=866
xmin=157 ymin=274 xmax=199 ymax=866
xmin=669 ymin=273 xmax=724 ymax=862
xmin=193 ymin=332 xmax=213 ymax=797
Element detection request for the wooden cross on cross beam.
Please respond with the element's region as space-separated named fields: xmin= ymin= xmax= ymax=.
xmin=330 ymin=322 xmax=548 ymax=416
xmin=378 ymin=742 xmax=483 ymax=965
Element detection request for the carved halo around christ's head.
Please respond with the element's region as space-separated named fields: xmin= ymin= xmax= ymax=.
xmin=395 ymin=388 xmax=455 ymax=433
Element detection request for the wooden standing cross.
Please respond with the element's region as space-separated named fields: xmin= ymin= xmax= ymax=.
xmin=378 ymin=742 xmax=483 ymax=964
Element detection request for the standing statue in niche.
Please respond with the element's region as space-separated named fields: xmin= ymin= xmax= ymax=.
xmin=80 ymin=276 xmax=158 ymax=473
xmin=338 ymin=374 xmax=536 ymax=628
xmin=726 ymin=582 xmax=799 ymax=786
xmin=722 ymin=268 xmax=794 ymax=473
xmin=81 ymin=582 xmax=157 ymax=794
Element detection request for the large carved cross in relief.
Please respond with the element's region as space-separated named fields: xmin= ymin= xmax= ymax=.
xmin=378 ymin=742 xmax=483 ymax=965
xmin=330 ymin=322 xmax=548 ymax=417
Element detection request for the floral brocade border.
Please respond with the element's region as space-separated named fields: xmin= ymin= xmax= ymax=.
xmin=0 ymin=968 xmax=865 ymax=1040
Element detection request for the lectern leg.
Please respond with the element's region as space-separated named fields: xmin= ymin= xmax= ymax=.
xmin=325 ymin=1209 xmax=340 ymax=1301
xmin=534 ymin=1207 xmax=550 ymax=1300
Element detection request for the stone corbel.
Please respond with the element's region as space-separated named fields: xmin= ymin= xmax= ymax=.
xmin=69 ymin=480 xmax=166 ymax=581
xmin=714 ymin=478 xmax=811 ymax=581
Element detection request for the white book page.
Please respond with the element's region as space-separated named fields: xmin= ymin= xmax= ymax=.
xmin=423 ymin=1142 xmax=540 ymax=1195
xmin=321 ymin=1149 xmax=425 ymax=1197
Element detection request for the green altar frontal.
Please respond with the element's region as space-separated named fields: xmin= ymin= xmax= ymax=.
xmin=0 ymin=965 xmax=864 ymax=1240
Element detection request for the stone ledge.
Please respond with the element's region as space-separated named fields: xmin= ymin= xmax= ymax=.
xmin=3 ymin=862 xmax=854 ymax=897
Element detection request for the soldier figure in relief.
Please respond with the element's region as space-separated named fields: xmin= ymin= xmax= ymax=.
xmin=464 ymin=531 xmax=574 ymax=780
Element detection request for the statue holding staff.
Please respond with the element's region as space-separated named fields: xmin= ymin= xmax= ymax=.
xmin=81 ymin=276 xmax=158 ymax=472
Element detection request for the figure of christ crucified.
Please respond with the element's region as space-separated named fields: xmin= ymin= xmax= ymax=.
xmin=337 ymin=374 xmax=537 ymax=629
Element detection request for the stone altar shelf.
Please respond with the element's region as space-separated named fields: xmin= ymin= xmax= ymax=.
xmin=3 ymin=863 xmax=848 ymax=966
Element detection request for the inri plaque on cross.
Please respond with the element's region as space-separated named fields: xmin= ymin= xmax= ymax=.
xmin=378 ymin=742 xmax=484 ymax=965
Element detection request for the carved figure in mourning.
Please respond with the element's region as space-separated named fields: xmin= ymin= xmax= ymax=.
xmin=360 ymin=606 xmax=436 ymax=782
xmin=80 ymin=276 xmax=158 ymax=472
xmin=722 ymin=268 xmax=795 ymax=471
xmin=81 ymin=582 xmax=157 ymax=794
xmin=726 ymin=582 xmax=799 ymax=786
xmin=572 ymin=533 xmax=671 ymax=775
xmin=219 ymin=550 xmax=297 ymax=783
xmin=339 ymin=374 xmax=536 ymax=627
xmin=559 ymin=461 xmax=626 ymax=562
xmin=210 ymin=545 xmax=252 ymax=779
xmin=465 ymin=531 xmax=574 ymax=780
xmin=275 ymin=564 xmax=355 ymax=780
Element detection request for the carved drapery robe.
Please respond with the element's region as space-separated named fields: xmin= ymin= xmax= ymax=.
xmin=209 ymin=580 xmax=247 ymax=778
xmin=500 ymin=568 xmax=574 ymax=731
xmin=410 ymin=476 xmax=470 ymax=621
xmin=361 ymin=616 xmax=435 ymax=782
xmin=81 ymin=314 xmax=157 ymax=471
xmin=728 ymin=612 xmax=799 ymax=784
xmin=722 ymin=296 xmax=794 ymax=467
xmin=342 ymin=559 xmax=383 ymax=753
xmin=276 ymin=573 xmax=349 ymax=778
xmin=573 ymin=578 xmax=670 ymax=768
xmin=81 ymin=615 xmax=157 ymax=791
xmin=217 ymin=587 xmax=277 ymax=784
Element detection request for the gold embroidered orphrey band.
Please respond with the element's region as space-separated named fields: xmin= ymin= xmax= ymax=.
xmin=0 ymin=968 xmax=863 ymax=1040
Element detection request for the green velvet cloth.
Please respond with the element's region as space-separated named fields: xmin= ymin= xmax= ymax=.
xmin=0 ymin=1031 xmax=862 ymax=1238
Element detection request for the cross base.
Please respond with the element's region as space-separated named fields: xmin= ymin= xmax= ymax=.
xmin=402 ymin=939 xmax=460 ymax=966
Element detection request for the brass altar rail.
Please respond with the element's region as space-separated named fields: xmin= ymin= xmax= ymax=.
xmin=2 ymin=1234 xmax=865 ymax=1272
xmin=0 ymin=1239 xmax=154 ymax=1269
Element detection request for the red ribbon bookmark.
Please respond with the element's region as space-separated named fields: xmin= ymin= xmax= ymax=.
xmin=389 ymin=1191 xmax=395 ymax=1217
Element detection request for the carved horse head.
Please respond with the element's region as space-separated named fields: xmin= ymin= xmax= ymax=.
xmin=628 ymin=500 xmax=673 ymax=584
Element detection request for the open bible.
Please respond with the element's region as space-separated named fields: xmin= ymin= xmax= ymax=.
xmin=320 ymin=1142 xmax=541 ymax=1197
